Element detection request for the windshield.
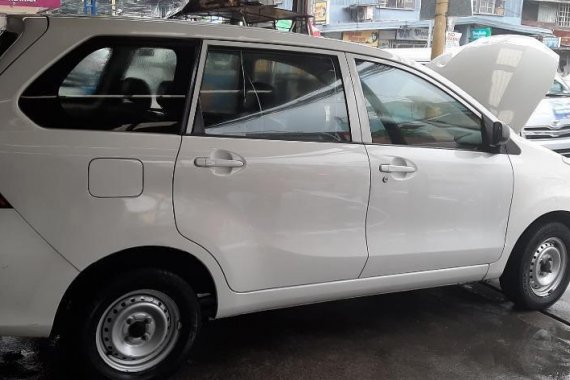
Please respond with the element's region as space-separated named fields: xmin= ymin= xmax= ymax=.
xmin=547 ymin=76 xmax=570 ymax=96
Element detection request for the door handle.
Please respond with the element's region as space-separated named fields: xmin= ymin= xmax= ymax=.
xmin=379 ymin=164 xmax=416 ymax=173
xmin=194 ymin=157 xmax=244 ymax=168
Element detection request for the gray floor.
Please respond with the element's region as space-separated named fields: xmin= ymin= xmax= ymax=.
xmin=2 ymin=283 xmax=570 ymax=379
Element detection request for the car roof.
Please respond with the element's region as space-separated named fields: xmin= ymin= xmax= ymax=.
xmin=26 ymin=15 xmax=408 ymax=65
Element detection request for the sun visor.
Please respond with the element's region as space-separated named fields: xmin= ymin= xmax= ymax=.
xmin=427 ymin=35 xmax=558 ymax=133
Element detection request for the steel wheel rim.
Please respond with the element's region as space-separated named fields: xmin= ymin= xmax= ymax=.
xmin=529 ymin=237 xmax=567 ymax=297
xmin=95 ymin=289 xmax=181 ymax=373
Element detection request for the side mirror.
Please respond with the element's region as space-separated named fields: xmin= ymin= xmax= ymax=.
xmin=483 ymin=116 xmax=510 ymax=148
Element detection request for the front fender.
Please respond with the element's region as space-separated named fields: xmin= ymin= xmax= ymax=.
xmin=486 ymin=135 xmax=570 ymax=279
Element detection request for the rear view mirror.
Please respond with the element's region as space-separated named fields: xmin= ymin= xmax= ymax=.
xmin=483 ymin=115 xmax=510 ymax=148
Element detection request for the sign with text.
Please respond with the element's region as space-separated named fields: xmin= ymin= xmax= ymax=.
xmin=0 ymin=0 xmax=60 ymax=7
xmin=313 ymin=0 xmax=329 ymax=25
xmin=542 ymin=36 xmax=561 ymax=49
xmin=471 ymin=27 xmax=491 ymax=40
xmin=446 ymin=31 xmax=462 ymax=47
xmin=343 ymin=30 xmax=379 ymax=47
xmin=396 ymin=28 xmax=429 ymax=41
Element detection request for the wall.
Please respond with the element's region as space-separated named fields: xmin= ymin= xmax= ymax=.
xmin=326 ymin=0 xmax=420 ymax=26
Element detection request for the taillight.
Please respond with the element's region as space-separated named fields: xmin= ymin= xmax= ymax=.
xmin=0 ymin=193 xmax=12 ymax=209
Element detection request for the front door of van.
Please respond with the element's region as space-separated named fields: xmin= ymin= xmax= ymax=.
xmin=349 ymin=57 xmax=514 ymax=278
xmin=173 ymin=43 xmax=370 ymax=292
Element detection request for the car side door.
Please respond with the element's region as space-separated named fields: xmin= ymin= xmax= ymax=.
xmin=173 ymin=42 xmax=371 ymax=292
xmin=347 ymin=55 xmax=514 ymax=278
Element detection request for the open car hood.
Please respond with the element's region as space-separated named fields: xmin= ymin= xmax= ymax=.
xmin=426 ymin=35 xmax=559 ymax=133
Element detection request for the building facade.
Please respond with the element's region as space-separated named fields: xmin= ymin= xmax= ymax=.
xmin=522 ymin=0 xmax=570 ymax=74
xmin=316 ymin=0 xmax=553 ymax=51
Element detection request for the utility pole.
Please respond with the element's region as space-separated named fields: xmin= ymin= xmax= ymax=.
xmin=292 ymin=0 xmax=311 ymax=34
xmin=430 ymin=0 xmax=448 ymax=59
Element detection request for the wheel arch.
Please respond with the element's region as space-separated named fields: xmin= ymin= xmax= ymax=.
xmin=505 ymin=211 xmax=570 ymax=270
xmin=50 ymin=245 xmax=217 ymax=338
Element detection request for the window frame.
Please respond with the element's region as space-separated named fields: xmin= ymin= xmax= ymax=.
xmin=378 ymin=0 xmax=415 ymax=10
xmin=18 ymin=36 xmax=201 ymax=135
xmin=473 ymin=0 xmax=505 ymax=16
xmin=347 ymin=53 xmax=488 ymax=151
xmin=185 ymin=40 xmax=362 ymax=144
xmin=559 ymin=3 xmax=570 ymax=28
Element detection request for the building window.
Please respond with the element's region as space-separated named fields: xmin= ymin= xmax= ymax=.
xmin=473 ymin=0 xmax=504 ymax=15
xmin=377 ymin=0 xmax=415 ymax=10
xmin=558 ymin=3 xmax=570 ymax=27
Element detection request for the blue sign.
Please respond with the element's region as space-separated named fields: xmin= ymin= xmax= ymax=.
xmin=543 ymin=37 xmax=561 ymax=49
xmin=471 ymin=27 xmax=491 ymax=40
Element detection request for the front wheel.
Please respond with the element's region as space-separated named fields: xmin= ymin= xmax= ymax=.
xmin=66 ymin=268 xmax=201 ymax=380
xmin=500 ymin=222 xmax=570 ymax=310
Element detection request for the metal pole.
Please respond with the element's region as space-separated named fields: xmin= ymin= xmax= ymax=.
xmin=430 ymin=0 xmax=448 ymax=60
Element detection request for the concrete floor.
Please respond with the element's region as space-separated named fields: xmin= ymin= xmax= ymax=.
xmin=2 ymin=283 xmax=570 ymax=379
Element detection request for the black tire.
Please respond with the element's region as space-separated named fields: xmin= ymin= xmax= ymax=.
xmin=64 ymin=268 xmax=201 ymax=380
xmin=500 ymin=221 xmax=570 ymax=310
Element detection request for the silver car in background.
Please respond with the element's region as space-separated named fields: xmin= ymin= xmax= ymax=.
xmin=522 ymin=74 xmax=570 ymax=156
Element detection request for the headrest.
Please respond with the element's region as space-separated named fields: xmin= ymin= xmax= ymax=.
xmin=121 ymin=77 xmax=152 ymax=111
xmin=157 ymin=81 xmax=185 ymax=119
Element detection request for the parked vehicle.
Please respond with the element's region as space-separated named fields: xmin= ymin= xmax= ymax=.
xmin=522 ymin=74 xmax=570 ymax=156
xmin=1 ymin=15 xmax=570 ymax=380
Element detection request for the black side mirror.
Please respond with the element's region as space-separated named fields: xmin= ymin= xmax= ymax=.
xmin=483 ymin=115 xmax=510 ymax=148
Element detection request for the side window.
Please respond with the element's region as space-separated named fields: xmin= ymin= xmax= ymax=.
xmin=356 ymin=60 xmax=483 ymax=149
xmin=195 ymin=48 xmax=351 ymax=143
xmin=20 ymin=39 xmax=195 ymax=134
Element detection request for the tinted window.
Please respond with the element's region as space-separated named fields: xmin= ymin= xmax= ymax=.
xmin=195 ymin=48 xmax=351 ymax=143
xmin=20 ymin=39 xmax=195 ymax=134
xmin=356 ymin=60 xmax=483 ymax=149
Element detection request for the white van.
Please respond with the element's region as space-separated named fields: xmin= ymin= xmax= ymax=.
xmin=0 ymin=15 xmax=567 ymax=380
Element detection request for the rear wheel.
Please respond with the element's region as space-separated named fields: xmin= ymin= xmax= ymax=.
xmin=501 ymin=222 xmax=570 ymax=310
xmin=66 ymin=268 xmax=200 ymax=380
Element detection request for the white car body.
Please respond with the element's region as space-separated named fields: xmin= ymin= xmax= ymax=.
xmin=0 ymin=16 xmax=569 ymax=341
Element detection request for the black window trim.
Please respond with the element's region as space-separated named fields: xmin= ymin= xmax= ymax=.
xmin=184 ymin=40 xmax=359 ymax=144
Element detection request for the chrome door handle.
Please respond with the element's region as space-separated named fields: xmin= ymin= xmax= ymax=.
xmin=194 ymin=157 xmax=244 ymax=168
xmin=379 ymin=164 xmax=416 ymax=173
